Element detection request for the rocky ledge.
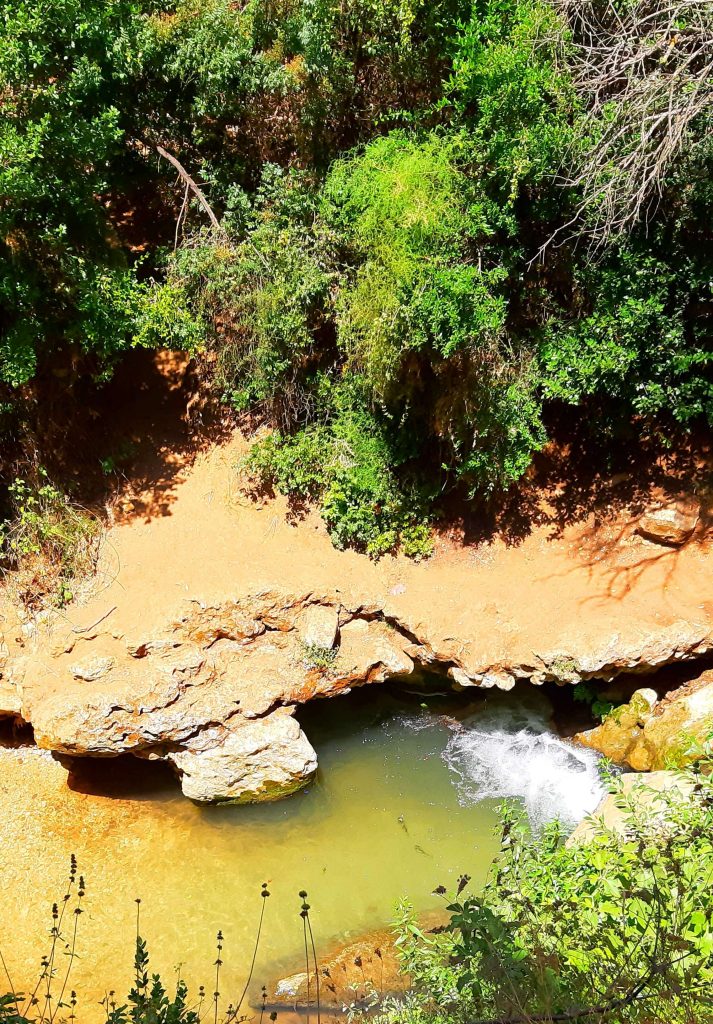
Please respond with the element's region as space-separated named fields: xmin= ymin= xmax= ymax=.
xmin=2 ymin=590 xmax=713 ymax=804
xmin=575 ymin=670 xmax=713 ymax=769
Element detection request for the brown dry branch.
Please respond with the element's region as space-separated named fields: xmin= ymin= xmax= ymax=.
xmin=548 ymin=0 xmax=713 ymax=249
xmin=155 ymin=145 xmax=222 ymax=232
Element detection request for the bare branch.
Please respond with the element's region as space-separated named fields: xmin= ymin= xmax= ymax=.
xmin=155 ymin=144 xmax=222 ymax=231
xmin=546 ymin=0 xmax=713 ymax=249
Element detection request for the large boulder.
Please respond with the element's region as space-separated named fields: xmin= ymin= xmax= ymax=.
xmin=635 ymin=497 xmax=700 ymax=547
xmin=167 ymin=708 xmax=318 ymax=804
xmin=629 ymin=675 xmax=713 ymax=769
xmin=18 ymin=591 xmax=420 ymax=804
xmin=576 ymin=672 xmax=713 ymax=770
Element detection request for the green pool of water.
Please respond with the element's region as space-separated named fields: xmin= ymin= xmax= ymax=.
xmin=141 ymin=689 xmax=502 ymax=996
xmin=3 ymin=684 xmax=602 ymax=1018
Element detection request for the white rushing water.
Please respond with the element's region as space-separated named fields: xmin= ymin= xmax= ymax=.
xmin=440 ymin=690 xmax=604 ymax=830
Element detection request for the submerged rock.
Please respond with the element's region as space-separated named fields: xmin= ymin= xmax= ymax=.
xmin=265 ymin=915 xmax=446 ymax=1012
xmin=575 ymin=671 xmax=713 ymax=769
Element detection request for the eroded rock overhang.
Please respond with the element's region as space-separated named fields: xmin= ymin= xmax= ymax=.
xmin=2 ymin=590 xmax=712 ymax=803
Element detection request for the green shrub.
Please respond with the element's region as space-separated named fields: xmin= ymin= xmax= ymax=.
xmin=244 ymin=394 xmax=434 ymax=558
xmin=164 ymin=171 xmax=339 ymax=423
xmin=324 ymin=130 xmax=546 ymax=495
xmin=540 ymin=243 xmax=713 ymax=427
xmin=0 ymin=1 xmax=150 ymax=391
xmin=0 ymin=469 xmax=101 ymax=606
xmin=381 ymin=760 xmax=713 ymax=1024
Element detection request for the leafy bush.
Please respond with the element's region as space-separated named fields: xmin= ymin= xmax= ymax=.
xmin=325 ymin=131 xmax=504 ymax=374
xmin=165 ymin=171 xmax=339 ymax=423
xmin=540 ymin=242 xmax=713 ymax=428
xmin=136 ymin=0 xmax=469 ymax=175
xmin=382 ymin=760 xmax=713 ymax=1024
xmin=2 ymin=0 xmax=712 ymax=563
xmin=245 ymin=385 xmax=434 ymax=557
xmin=0 ymin=469 xmax=101 ymax=607
xmin=0 ymin=1 xmax=150 ymax=391
xmin=444 ymin=0 xmax=578 ymax=221
xmin=323 ymin=130 xmax=547 ymax=496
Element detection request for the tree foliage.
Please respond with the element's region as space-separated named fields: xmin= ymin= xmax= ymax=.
xmin=0 ymin=1 xmax=140 ymax=388
xmin=1 ymin=0 xmax=712 ymax=555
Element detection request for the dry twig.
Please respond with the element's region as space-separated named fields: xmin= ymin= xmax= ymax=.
xmin=548 ymin=0 xmax=713 ymax=248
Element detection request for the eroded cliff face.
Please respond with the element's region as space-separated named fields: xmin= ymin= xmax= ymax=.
xmin=2 ymin=586 xmax=713 ymax=803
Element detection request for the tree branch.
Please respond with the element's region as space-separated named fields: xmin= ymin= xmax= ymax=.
xmin=155 ymin=144 xmax=221 ymax=231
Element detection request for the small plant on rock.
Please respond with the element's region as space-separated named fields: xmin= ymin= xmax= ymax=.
xmin=573 ymin=680 xmax=617 ymax=721
xmin=300 ymin=642 xmax=338 ymax=673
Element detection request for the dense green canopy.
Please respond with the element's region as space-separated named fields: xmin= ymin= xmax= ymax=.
xmin=1 ymin=0 xmax=711 ymax=553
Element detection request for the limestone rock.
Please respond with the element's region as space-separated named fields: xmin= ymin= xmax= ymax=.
xmin=449 ymin=666 xmax=476 ymax=688
xmin=480 ymin=669 xmax=518 ymax=690
xmin=538 ymin=620 xmax=713 ymax=683
xmin=0 ymin=679 xmax=22 ymax=718
xmin=70 ymin=656 xmax=114 ymax=681
xmin=300 ymin=604 xmax=339 ymax=650
xmin=576 ymin=673 xmax=713 ymax=770
xmin=575 ymin=688 xmax=658 ymax=764
xmin=568 ymin=770 xmax=696 ymax=844
xmin=636 ymin=497 xmax=700 ymax=546
xmin=267 ymin=930 xmax=406 ymax=1011
xmin=167 ymin=709 xmax=317 ymax=803
xmin=7 ymin=582 xmax=713 ymax=806
xmin=0 ymin=653 xmax=25 ymax=718
xmin=127 ymin=637 xmax=179 ymax=658
xmin=628 ymin=673 xmax=713 ymax=770
xmin=335 ymin=618 xmax=414 ymax=687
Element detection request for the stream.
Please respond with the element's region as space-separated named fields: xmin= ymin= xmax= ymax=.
xmin=0 ymin=683 xmax=603 ymax=1016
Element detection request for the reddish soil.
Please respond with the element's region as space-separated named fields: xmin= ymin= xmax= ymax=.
xmin=1 ymin=350 xmax=712 ymax=707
